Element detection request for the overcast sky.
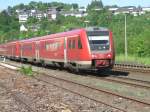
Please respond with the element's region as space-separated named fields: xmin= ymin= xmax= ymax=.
xmin=0 ymin=0 xmax=150 ymax=10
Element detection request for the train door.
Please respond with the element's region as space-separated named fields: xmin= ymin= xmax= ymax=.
xmin=20 ymin=44 xmax=23 ymax=58
xmin=11 ymin=45 xmax=14 ymax=58
xmin=14 ymin=45 xmax=16 ymax=58
xmin=67 ymin=37 xmax=78 ymax=62
xmin=64 ymin=37 xmax=67 ymax=64
xmin=35 ymin=41 xmax=40 ymax=61
xmin=12 ymin=44 xmax=15 ymax=58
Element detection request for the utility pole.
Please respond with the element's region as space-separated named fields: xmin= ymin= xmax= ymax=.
xmin=84 ymin=20 xmax=89 ymax=28
xmin=125 ymin=14 xmax=128 ymax=60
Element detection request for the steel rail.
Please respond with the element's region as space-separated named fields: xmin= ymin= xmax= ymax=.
xmin=114 ymin=63 xmax=150 ymax=73
xmin=86 ymin=75 xmax=150 ymax=90
xmin=2 ymin=62 xmax=150 ymax=106
xmin=0 ymin=81 xmax=36 ymax=112
xmin=1 ymin=62 xmax=150 ymax=112
xmin=114 ymin=76 xmax=150 ymax=84
xmin=0 ymin=63 xmax=126 ymax=112
xmin=34 ymin=71 xmax=150 ymax=106
xmin=34 ymin=75 xmax=126 ymax=112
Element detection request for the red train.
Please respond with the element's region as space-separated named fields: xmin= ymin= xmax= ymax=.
xmin=0 ymin=27 xmax=115 ymax=72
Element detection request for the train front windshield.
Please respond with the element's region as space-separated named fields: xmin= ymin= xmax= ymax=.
xmin=87 ymin=31 xmax=110 ymax=52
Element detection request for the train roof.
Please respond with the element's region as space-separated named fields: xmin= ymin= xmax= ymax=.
xmin=20 ymin=27 xmax=110 ymax=43
xmin=1 ymin=40 xmax=20 ymax=45
xmin=1 ymin=27 xmax=110 ymax=44
xmin=85 ymin=27 xmax=109 ymax=32
xmin=20 ymin=28 xmax=85 ymax=43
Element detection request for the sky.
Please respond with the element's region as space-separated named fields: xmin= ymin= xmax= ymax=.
xmin=0 ymin=0 xmax=150 ymax=11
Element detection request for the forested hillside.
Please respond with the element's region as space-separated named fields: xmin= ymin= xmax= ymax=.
xmin=0 ymin=1 xmax=150 ymax=63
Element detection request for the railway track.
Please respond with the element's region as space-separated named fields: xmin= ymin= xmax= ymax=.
xmin=0 ymin=75 xmax=36 ymax=112
xmin=0 ymin=62 xmax=126 ymax=112
xmin=114 ymin=63 xmax=150 ymax=73
xmin=115 ymin=76 xmax=150 ymax=85
xmin=87 ymin=74 xmax=150 ymax=90
xmin=4 ymin=60 xmax=150 ymax=90
xmin=1 ymin=62 xmax=150 ymax=112
xmin=2 ymin=60 xmax=150 ymax=89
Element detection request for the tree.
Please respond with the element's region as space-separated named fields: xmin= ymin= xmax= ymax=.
xmin=87 ymin=0 xmax=103 ymax=10
xmin=1 ymin=1 xmax=150 ymax=59
xmin=27 ymin=17 xmax=38 ymax=24
xmin=14 ymin=3 xmax=25 ymax=10
xmin=29 ymin=1 xmax=38 ymax=9
xmin=72 ymin=3 xmax=78 ymax=9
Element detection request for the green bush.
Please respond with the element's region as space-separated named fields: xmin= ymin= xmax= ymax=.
xmin=20 ymin=66 xmax=33 ymax=76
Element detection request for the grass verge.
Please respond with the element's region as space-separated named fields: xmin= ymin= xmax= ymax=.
xmin=116 ymin=54 xmax=150 ymax=65
xmin=20 ymin=65 xmax=33 ymax=76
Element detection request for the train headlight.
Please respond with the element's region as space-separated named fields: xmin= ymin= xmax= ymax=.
xmin=107 ymin=54 xmax=111 ymax=58
xmin=92 ymin=54 xmax=97 ymax=58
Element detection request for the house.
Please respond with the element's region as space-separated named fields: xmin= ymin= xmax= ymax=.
xmin=28 ymin=9 xmax=36 ymax=17
xmin=20 ymin=24 xmax=28 ymax=32
xmin=61 ymin=10 xmax=87 ymax=17
xmin=47 ymin=8 xmax=58 ymax=20
xmin=108 ymin=7 xmax=118 ymax=11
xmin=142 ymin=7 xmax=150 ymax=12
xmin=18 ymin=12 xmax=29 ymax=23
xmin=111 ymin=6 xmax=145 ymax=16
xmin=114 ymin=8 xmax=130 ymax=15
xmin=17 ymin=9 xmax=48 ymax=22
xmin=17 ymin=9 xmax=30 ymax=23
xmin=79 ymin=7 xmax=86 ymax=12
xmin=16 ymin=5 xmax=88 ymax=22
xmin=36 ymin=11 xmax=47 ymax=20
xmin=132 ymin=8 xmax=140 ymax=16
xmin=28 ymin=24 xmax=40 ymax=32
xmin=139 ymin=10 xmax=145 ymax=15
xmin=124 ymin=6 xmax=136 ymax=10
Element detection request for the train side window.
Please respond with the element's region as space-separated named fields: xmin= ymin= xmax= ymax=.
xmin=36 ymin=44 xmax=39 ymax=50
xmin=78 ymin=37 xmax=82 ymax=49
xmin=44 ymin=41 xmax=47 ymax=50
xmin=68 ymin=40 xmax=72 ymax=49
xmin=45 ymin=42 xmax=48 ymax=50
xmin=72 ymin=40 xmax=75 ymax=49
xmin=68 ymin=39 xmax=76 ymax=49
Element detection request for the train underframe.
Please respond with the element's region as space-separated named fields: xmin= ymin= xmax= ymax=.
xmin=6 ymin=55 xmax=114 ymax=73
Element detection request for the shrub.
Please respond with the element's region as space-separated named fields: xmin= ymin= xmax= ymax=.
xmin=20 ymin=65 xmax=33 ymax=76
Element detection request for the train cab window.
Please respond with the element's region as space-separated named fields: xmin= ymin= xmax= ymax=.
xmin=78 ymin=38 xmax=82 ymax=49
xmin=87 ymin=31 xmax=110 ymax=51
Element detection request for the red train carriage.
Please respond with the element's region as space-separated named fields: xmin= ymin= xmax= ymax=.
xmin=20 ymin=40 xmax=35 ymax=62
xmin=0 ymin=27 xmax=115 ymax=71
xmin=37 ymin=29 xmax=91 ymax=69
xmin=86 ymin=27 xmax=115 ymax=70
xmin=0 ymin=44 xmax=6 ymax=57
xmin=4 ymin=41 xmax=20 ymax=59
